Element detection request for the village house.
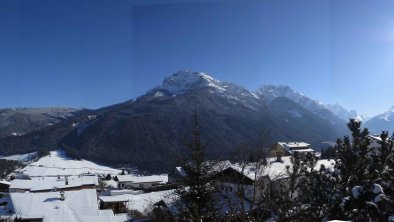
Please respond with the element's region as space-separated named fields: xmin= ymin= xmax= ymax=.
xmin=176 ymin=156 xmax=335 ymax=206
xmin=10 ymin=189 xmax=125 ymax=222
xmin=98 ymin=195 xmax=129 ymax=214
xmin=9 ymin=175 xmax=98 ymax=193
xmin=212 ymin=158 xmax=294 ymax=202
xmin=367 ymin=134 xmax=392 ymax=156
xmin=0 ymin=180 xmax=11 ymax=193
xmin=114 ymin=174 xmax=168 ymax=189
xmin=269 ymin=142 xmax=317 ymax=160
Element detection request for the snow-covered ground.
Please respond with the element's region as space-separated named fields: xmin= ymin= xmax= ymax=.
xmin=0 ymin=152 xmax=38 ymax=163
xmin=15 ymin=151 xmax=121 ymax=177
xmin=126 ymin=190 xmax=175 ymax=213
xmin=99 ymin=190 xmax=175 ymax=214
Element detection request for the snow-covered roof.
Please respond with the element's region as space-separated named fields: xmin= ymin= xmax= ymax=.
xmin=127 ymin=190 xmax=175 ymax=214
xmin=175 ymin=167 xmax=186 ymax=177
xmin=10 ymin=175 xmax=98 ymax=191
xmin=278 ymin=142 xmax=311 ymax=150
xmin=291 ymin=148 xmax=315 ymax=153
xmin=99 ymin=190 xmax=175 ymax=215
xmin=99 ymin=195 xmax=130 ymax=203
xmin=18 ymin=151 xmax=121 ymax=177
xmin=116 ymin=174 xmax=168 ymax=184
xmin=110 ymin=189 xmax=143 ymax=196
xmin=0 ymin=180 xmax=11 ymax=186
xmin=10 ymin=189 xmax=123 ymax=222
xmin=230 ymin=157 xmax=335 ymax=181
xmin=368 ymin=135 xmax=382 ymax=141
xmin=176 ymin=160 xmax=233 ymax=177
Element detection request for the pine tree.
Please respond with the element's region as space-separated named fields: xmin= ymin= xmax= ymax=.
xmin=175 ymin=109 xmax=220 ymax=221
xmin=327 ymin=119 xmax=394 ymax=221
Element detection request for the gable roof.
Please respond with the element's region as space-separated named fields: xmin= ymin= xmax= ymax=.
xmin=215 ymin=157 xmax=335 ymax=182
xmin=10 ymin=189 xmax=124 ymax=222
xmin=10 ymin=175 xmax=98 ymax=192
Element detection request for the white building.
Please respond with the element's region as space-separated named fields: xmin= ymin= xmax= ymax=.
xmin=10 ymin=189 xmax=125 ymax=222
xmin=9 ymin=175 xmax=98 ymax=193
xmin=269 ymin=142 xmax=316 ymax=160
xmin=115 ymin=174 xmax=168 ymax=189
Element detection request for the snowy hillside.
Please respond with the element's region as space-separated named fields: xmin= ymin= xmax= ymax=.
xmin=15 ymin=151 xmax=121 ymax=177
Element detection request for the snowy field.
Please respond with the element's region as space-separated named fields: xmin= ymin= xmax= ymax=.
xmin=16 ymin=151 xmax=121 ymax=177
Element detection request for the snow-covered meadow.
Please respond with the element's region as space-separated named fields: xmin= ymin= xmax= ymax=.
xmin=14 ymin=150 xmax=121 ymax=177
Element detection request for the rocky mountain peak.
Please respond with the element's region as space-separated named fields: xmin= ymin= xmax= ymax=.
xmin=149 ymin=70 xmax=225 ymax=96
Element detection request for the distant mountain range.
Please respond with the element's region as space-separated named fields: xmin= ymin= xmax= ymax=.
xmin=0 ymin=70 xmax=387 ymax=172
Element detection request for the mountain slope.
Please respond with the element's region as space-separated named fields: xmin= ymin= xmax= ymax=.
xmin=0 ymin=71 xmax=349 ymax=173
xmin=363 ymin=106 xmax=394 ymax=134
xmin=257 ymin=85 xmax=347 ymax=128
xmin=326 ymin=103 xmax=368 ymax=122
xmin=0 ymin=107 xmax=81 ymax=139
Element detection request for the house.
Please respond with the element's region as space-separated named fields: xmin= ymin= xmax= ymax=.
xmin=150 ymin=200 xmax=175 ymax=222
xmin=9 ymin=175 xmax=98 ymax=193
xmin=98 ymin=189 xmax=175 ymax=217
xmin=173 ymin=160 xmax=233 ymax=179
xmin=200 ymin=157 xmax=334 ymax=203
xmin=0 ymin=180 xmax=11 ymax=193
xmin=98 ymin=196 xmax=128 ymax=214
xmin=114 ymin=174 xmax=168 ymax=189
xmin=10 ymin=189 xmax=125 ymax=222
xmin=367 ymin=135 xmax=390 ymax=156
xmin=269 ymin=142 xmax=316 ymax=160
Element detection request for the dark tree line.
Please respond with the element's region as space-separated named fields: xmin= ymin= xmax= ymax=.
xmin=0 ymin=159 xmax=24 ymax=179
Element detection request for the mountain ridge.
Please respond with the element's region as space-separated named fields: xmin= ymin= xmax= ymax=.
xmin=0 ymin=70 xmax=352 ymax=172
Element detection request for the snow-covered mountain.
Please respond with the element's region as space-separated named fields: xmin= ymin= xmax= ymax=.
xmin=257 ymin=85 xmax=325 ymax=111
xmin=147 ymin=70 xmax=259 ymax=101
xmin=256 ymin=85 xmax=346 ymax=127
xmin=364 ymin=106 xmax=394 ymax=133
xmin=146 ymin=70 xmax=261 ymax=110
xmin=149 ymin=71 xmax=351 ymax=124
xmin=326 ymin=103 xmax=368 ymax=122
xmin=0 ymin=70 xmax=350 ymax=173
xmin=147 ymin=70 xmax=227 ymax=95
xmin=0 ymin=107 xmax=82 ymax=139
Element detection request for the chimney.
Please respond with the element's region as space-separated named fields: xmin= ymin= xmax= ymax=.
xmin=65 ymin=176 xmax=68 ymax=185
xmin=60 ymin=191 xmax=65 ymax=201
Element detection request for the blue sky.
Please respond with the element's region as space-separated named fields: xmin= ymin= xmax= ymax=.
xmin=1 ymin=0 xmax=394 ymax=116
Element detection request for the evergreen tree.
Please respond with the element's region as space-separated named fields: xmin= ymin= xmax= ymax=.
xmin=175 ymin=110 xmax=220 ymax=221
xmin=327 ymin=119 xmax=394 ymax=221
